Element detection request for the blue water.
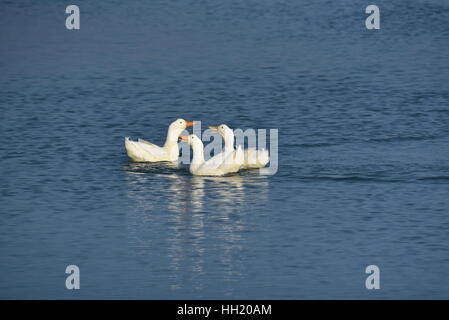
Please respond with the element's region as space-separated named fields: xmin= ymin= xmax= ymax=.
xmin=1 ymin=0 xmax=449 ymax=299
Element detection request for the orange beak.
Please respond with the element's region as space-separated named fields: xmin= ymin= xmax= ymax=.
xmin=179 ymin=135 xmax=189 ymax=142
xmin=186 ymin=121 xmax=196 ymax=127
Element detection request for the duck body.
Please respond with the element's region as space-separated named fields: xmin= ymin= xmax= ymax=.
xmin=206 ymin=145 xmax=244 ymax=174
xmin=209 ymin=124 xmax=269 ymax=170
xmin=125 ymin=138 xmax=180 ymax=162
xmin=242 ymin=148 xmax=269 ymax=169
xmin=124 ymin=119 xmax=194 ymax=162
xmin=180 ymin=134 xmax=239 ymax=176
xmin=204 ymin=145 xmax=244 ymax=174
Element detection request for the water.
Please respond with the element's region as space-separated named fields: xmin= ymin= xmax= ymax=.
xmin=1 ymin=0 xmax=449 ymax=299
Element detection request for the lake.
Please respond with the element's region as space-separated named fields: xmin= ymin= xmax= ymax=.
xmin=1 ymin=0 xmax=448 ymax=299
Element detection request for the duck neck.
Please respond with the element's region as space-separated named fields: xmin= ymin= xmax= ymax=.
xmin=191 ymin=142 xmax=205 ymax=165
xmin=223 ymin=130 xmax=235 ymax=153
xmin=164 ymin=127 xmax=181 ymax=147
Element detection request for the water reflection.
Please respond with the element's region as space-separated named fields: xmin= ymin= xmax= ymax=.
xmin=124 ymin=163 xmax=269 ymax=295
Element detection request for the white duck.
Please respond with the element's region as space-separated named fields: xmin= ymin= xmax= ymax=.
xmin=209 ymin=124 xmax=269 ymax=169
xmin=207 ymin=125 xmax=244 ymax=173
xmin=125 ymin=119 xmax=195 ymax=162
xmin=179 ymin=134 xmax=243 ymax=176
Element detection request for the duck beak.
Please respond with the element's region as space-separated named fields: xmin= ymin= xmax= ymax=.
xmin=186 ymin=121 xmax=196 ymax=127
xmin=208 ymin=126 xmax=218 ymax=131
xmin=179 ymin=136 xmax=189 ymax=142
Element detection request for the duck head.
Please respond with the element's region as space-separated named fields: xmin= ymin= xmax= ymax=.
xmin=170 ymin=118 xmax=196 ymax=131
xmin=179 ymin=134 xmax=203 ymax=148
xmin=208 ymin=124 xmax=231 ymax=135
xmin=209 ymin=124 xmax=235 ymax=151
xmin=166 ymin=119 xmax=196 ymax=144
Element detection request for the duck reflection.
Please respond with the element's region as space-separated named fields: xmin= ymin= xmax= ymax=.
xmin=165 ymin=175 xmax=206 ymax=213
xmin=124 ymin=163 xmax=269 ymax=295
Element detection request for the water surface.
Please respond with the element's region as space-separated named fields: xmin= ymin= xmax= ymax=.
xmin=1 ymin=0 xmax=449 ymax=299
